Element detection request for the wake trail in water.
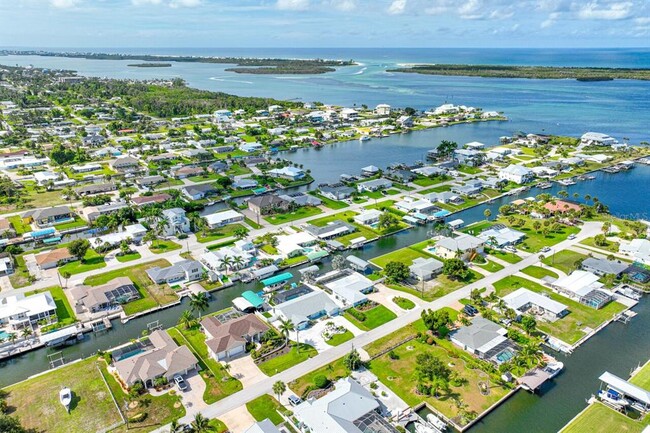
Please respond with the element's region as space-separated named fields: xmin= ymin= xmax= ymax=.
xmin=209 ymin=76 xmax=253 ymax=84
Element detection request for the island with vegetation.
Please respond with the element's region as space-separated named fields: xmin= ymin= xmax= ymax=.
xmin=127 ymin=62 xmax=172 ymax=68
xmin=1 ymin=50 xmax=356 ymax=74
xmin=388 ymin=63 xmax=650 ymax=81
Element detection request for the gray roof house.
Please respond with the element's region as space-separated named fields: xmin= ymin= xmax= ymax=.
xmin=113 ymin=330 xmax=198 ymax=387
xmin=409 ymin=257 xmax=444 ymax=281
xmin=450 ymin=317 xmax=518 ymax=365
xmin=319 ymin=183 xmax=355 ymax=201
xmin=273 ymin=290 xmax=340 ymax=330
xmin=581 ymin=257 xmax=629 ymax=277
xmin=356 ymin=178 xmax=392 ymax=193
xmin=22 ymin=206 xmax=74 ymax=227
xmin=434 ymin=234 xmax=485 ymax=260
xmin=303 ymin=220 xmax=356 ymax=240
xmin=70 ymin=277 xmax=140 ymax=313
xmin=146 ymin=260 xmax=203 ymax=285
xmin=244 ymin=420 xmax=281 ymax=433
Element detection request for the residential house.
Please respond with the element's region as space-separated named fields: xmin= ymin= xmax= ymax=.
xmin=200 ymin=245 xmax=255 ymax=273
xmin=173 ymin=166 xmax=204 ymax=179
xmin=454 ymin=149 xmax=484 ymax=166
xmin=240 ymin=142 xmax=264 ymax=153
xmin=0 ymin=253 xmax=13 ymax=276
xmin=131 ymin=193 xmax=171 ymax=207
xmin=137 ymin=175 xmax=166 ymax=188
xmin=581 ymin=257 xmax=628 ymax=277
xmin=551 ymin=271 xmax=613 ymax=309
xmin=356 ymin=178 xmax=392 ymax=193
xmin=354 ymin=209 xmax=382 ymax=226
xmin=267 ymin=166 xmax=305 ymax=181
xmin=204 ymin=209 xmax=244 ymax=229
xmin=478 ymin=226 xmax=526 ymax=248
xmin=498 ymin=164 xmax=534 ymax=184
xmin=274 ymin=232 xmax=318 ymax=258
xmin=293 ymin=377 xmax=398 ymax=433
xmin=244 ymin=420 xmax=281 ymax=433
xmin=450 ymin=317 xmax=518 ymax=365
xmin=360 ymin=165 xmax=380 ymax=177
xmin=273 ymin=290 xmax=340 ymax=330
xmin=0 ymin=291 xmax=57 ymax=330
xmin=81 ymin=202 xmax=128 ymax=223
xmin=581 ymin=132 xmax=618 ymax=146
xmin=502 ymin=288 xmax=568 ymax=319
xmin=423 ymin=191 xmax=464 ymax=205
xmin=233 ymin=178 xmax=259 ymax=190
xmin=70 ymin=277 xmax=140 ymax=313
xmin=113 ymin=330 xmax=198 ymax=388
xmin=543 ymin=200 xmax=582 ymax=214
xmin=34 ymin=248 xmax=75 ymax=270
xmin=161 ymin=208 xmax=191 ymax=236
xmin=278 ymin=192 xmax=322 ymax=207
xmin=109 ymin=156 xmax=140 ymax=172
xmin=0 ymin=218 xmax=15 ymax=239
xmin=208 ymin=161 xmax=228 ymax=172
xmin=394 ymin=197 xmax=438 ymax=214
xmin=304 ymin=220 xmax=356 ymax=240
xmin=88 ymin=224 xmax=147 ymax=248
xmin=375 ymin=104 xmax=391 ymax=115
xmin=397 ymin=115 xmax=414 ymax=127
xmin=247 ymin=195 xmax=291 ymax=216
xmin=385 ymin=169 xmax=416 ymax=183
xmin=620 ymin=239 xmax=650 ymax=265
xmin=434 ymin=234 xmax=485 ymax=260
xmin=75 ymin=183 xmax=116 ymax=196
xmin=321 ymin=270 xmax=374 ymax=307
xmin=409 ymin=257 xmax=444 ymax=281
xmin=146 ymin=260 xmax=203 ymax=285
xmin=319 ymin=184 xmax=355 ymax=201
xmin=22 ymin=206 xmax=74 ymax=228
xmin=182 ymin=184 xmax=218 ymax=201
xmin=71 ymin=163 xmax=102 ymax=173
xmin=412 ymin=166 xmax=447 ymax=177
xmin=201 ymin=314 xmax=269 ymax=360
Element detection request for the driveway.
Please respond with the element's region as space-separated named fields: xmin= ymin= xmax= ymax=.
xmin=288 ymin=316 xmax=363 ymax=353
xmin=218 ymin=405 xmax=256 ymax=433
xmin=22 ymin=254 xmax=40 ymax=280
xmin=226 ymin=355 xmax=266 ymax=388
xmin=179 ymin=371 xmax=208 ymax=416
xmin=370 ymin=284 xmax=424 ymax=313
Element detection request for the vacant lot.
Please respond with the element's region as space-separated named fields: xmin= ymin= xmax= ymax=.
xmin=258 ymin=344 xmax=318 ymax=376
xmin=560 ymin=402 xmax=644 ymax=433
xmin=343 ymin=304 xmax=396 ymax=331
xmin=542 ymin=250 xmax=588 ymax=274
xmin=264 ymin=206 xmax=323 ymax=225
xmin=59 ymin=249 xmax=106 ymax=275
xmin=246 ymin=394 xmax=285 ymax=425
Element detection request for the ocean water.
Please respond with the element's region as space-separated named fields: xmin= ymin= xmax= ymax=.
xmin=2 ymin=47 xmax=650 ymax=142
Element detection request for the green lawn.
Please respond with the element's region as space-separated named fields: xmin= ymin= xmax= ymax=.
xmin=580 ymin=236 xmax=620 ymax=253
xmin=364 ymin=319 xmax=428 ymax=358
xmin=326 ymin=330 xmax=354 ymax=346
xmin=8 ymin=254 xmax=31 ymax=288
xmin=387 ymin=271 xmax=482 ymax=301
xmin=542 ymin=250 xmax=589 ymax=274
xmin=457 ymin=164 xmax=483 ymax=174
xmin=560 ymin=402 xmax=645 ymax=433
xmin=149 ymin=239 xmax=182 ymax=254
xmin=392 ymin=296 xmax=416 ymax=310
xmin=289 ymin=357 xmax=349 ymax=398
xmin=116 ymin=252 xmax=141 ymax=263
xmin=370 ymin=247 xmax=430 ymax=269
xmin=264 ymin=206 xmax=323 ymax=225
xmin=343 ymin=304 xmax=397 ymax=331
xmin=3 ymin=358 xmax=122 ymax=433
xmin=83 ymin=259 xmax=177 ymax=316
xmin=53 ymin=217 xmax=87 ymax=231
xmin=246 ymin=394 xmax=285 ymax=425
xmin=309 ymin=192 xmax=348 ymax=209
xmin=493 ymin=275 xmax=626 ymax=344
xmin=59 ymin=249 xmax=106 ymax=275
xmin=7 ymin=215 xmax=32 ymax=235
xmin=167 ymin=327 xmax=242 ymax=404
xmin=521 ymin=265 xmax=559 ymax=280
xmin=413 ymin=176 xmax=446 ymax=187
xmin=477 ymin=259 xmax=505 ymax=273
xmin=195 ymin=223 xmax=247 ymax=243
xmin=244 ymin=217 xmax=263 ymax=229
xmin=629 ymin=362 xmax=650 ymax=390
xmin=26 ymin=285 xmax=76 ymax=326
xmin=308 ymin=211 xmax=358 ymax=227
xmin=258 ymin=343 xmax=318 ymax=376
xmin=488 ymin=248 xmax=523 ymax=264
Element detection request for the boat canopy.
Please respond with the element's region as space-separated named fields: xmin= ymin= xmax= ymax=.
xmin=241 ymin=290 xmax=264 ymax=308
xmin=261 ymin=272 xmax=293 ymax=286
xmin=307 ymin=250 xmax=329 ymax=261
xmin=599 ymin=372 xmax=650 ymax=405
xmin=39 ymin=325 xmax=80 ymax=345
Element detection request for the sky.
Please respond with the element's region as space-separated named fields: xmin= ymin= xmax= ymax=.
xmin=0 ymin=0 xmax=649 ymax=48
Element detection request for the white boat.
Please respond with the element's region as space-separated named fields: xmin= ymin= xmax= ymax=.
xmin=359 ymin=135 xmax=371 ymax=142
xmin=414 ymin=422 xmax=437 ymax=433
xmin=599 ymin=389 xmax=630 ymax=407
xmin=543 ymin=361 xmax=564 ymax=379
xmin=59 ymin=387 xmax=72 ymax=412
xmin=426 ymin=414 xmax=447 ymax=431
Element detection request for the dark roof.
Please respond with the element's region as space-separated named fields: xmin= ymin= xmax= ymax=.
xmin=248 ymin=194 xmax=289 ymax=208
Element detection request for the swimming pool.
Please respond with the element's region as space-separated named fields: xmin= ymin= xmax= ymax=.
xmin=496 ymin=349 xmax=516 ymax=364
xmin=0 ymin=330 xmax=10 ymax=340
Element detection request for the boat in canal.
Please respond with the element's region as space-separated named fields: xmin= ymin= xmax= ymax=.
xmin=426 ymin=413 xmax=447 ymax=431
xmin=543 ymin=361 xmax=565 ymax=379
xmin=359 ymin=135 xmax=371 ymax=141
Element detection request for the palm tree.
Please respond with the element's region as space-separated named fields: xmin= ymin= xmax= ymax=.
xmin=21 ymin=327 xmax=32 ymax=339
xmin=272 ymin=380 xmax=286 ymax=401
xmin=190 ymin=413 xmax=214 ymax=433
xmin=188 ymin=292 xmax=209 ymax=318
xmin=232 ymin=255 xmax=245 ymax=271
xmin=61 ymin=270 xmax=71 ymax=288
xmin=178 ymin=310 xmax=197 ymax=329
xmin=155 ymin=218 xmax=170 ymax=246
xmin=278 ymin=318 xmax=295 ymax=344
xmin=168 ymin=419 xmax=185 ymax=433
xmin=7 ymin=333 xmax=17 ymax=345
xmin=219 ymin=256 xmax=234 ymax=273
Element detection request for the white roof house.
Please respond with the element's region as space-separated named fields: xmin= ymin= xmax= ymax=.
xmin=498 ymin=164 xmax=534 ymax=184
xmin=502 ymin=288 xmax=568 ymax=318
xmin=394 ymin=197 xmax=437 ymax=213
xmin=323 ymin=272 xmax=374 ymax=307
xmin=552 ymin=270 xmax=604 ymax=297
xmin=273 ymin=290 xmax=339 ymax=329
xmin=294 ymin=377 xmax=393 ymax=433
xmin=620 ymin=239 xmax=650 ymax=265
xmin=275 ymin=232 xmax=317 ymax=257
xmin=477 ymin=226 xmax=526 ymax=248
xmin=353 ymin=209 xmax=382 ymax=226
xmin=434 ymin=233 xmax=484 ymax=259
xmin=204 ymin=209 xmax=244 ymax=228
xmin=244 ymin=420 xmax=281 ymax=433
xmin=88 ymin=223 xmax=147 ymax=247
xmin=409 ymin=257 xmax=444 ymax=281
xmin=581 ymin=132 xmax=618 ymax=146
xmin=0 ymin=291 xmax=57 ymax=329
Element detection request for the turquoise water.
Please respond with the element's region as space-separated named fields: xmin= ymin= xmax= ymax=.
xmin=0 ymin=330 xmax=10 ymax=340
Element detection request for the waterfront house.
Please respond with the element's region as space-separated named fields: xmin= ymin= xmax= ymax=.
xmin=275 ymin=232 xmax=318 ymax=258
xmin=247 ymin=194 xmax=291 ymax=216
xmin=293 ymin=377 xmax=398 ymax=433
xmin=162 ymin=208 xmax=191 ymax=236
xmin=267 ymin=166 xmax=305 ymax=181
xmin=375 ymin=104 xmax=391 ymax=115
xmin=273 ymin=290 xmax=339 ymax=330
xmin=81 ymin=202 xmax=128 ymax=223
xmin=434 ymin=234 xmax=485 ymax=260
xmin=498 ymin=164 xmax=534 ymax=184
xmin=454 ymin=149 xmax=484 ymax=166
xmin=201 ymin=314 xmax=269 ymax=361
xmin=70 ymin=277 xmax=140 ymax=313
xmin=581 ymin=132 xmax=618 ymax=146
xmin=477 ymin=226 xmax=526 ymax=248
xmin=502 ymin=288 xmax=568 ymax=320
xmin=319 ymin=183 xmax=355 ymax=201
xmin=182 ymin=183 xmax=218 ymax=201
xmin=409 ymin=257 xmax=444 ymax=281
xmin=34 ymin=248 xmax=75 ymax=270
xmin=395 ymin=197 xmax=438 ymax=214
xmin=385 ymin=169 xmax=416 ymax=183
xmin=450 ymin=317 xmax=518 ymax=365
xmin=240 ymin=142 xmax=264 ymax=153
xmin=22 ymin=206 xmax=74 ymax=228
xmin=113 ymin=330 xmax=198 ymax=388
xmin=204 ymin=209 xmax=245 ymax=229
xmin=233 ymin=178 xmax=259 ymax=190
xmin=346 ymin=255 xmax=372 ymax=273
xmin=75 ymin=183 xmax=116 ymax=196
xmin=581 ymin=257 xmax=628 ymax=277
xmin=278 ymin=192 xmax=322 ymax=207
xmin=88 ymin=224 xmax=147 ymax=249
xmin=356 ymin=178 xmax=392 ymax=193
xmin=551 ymin=271 xmax=613 ymax=309
xmin=354 ymin=209 xmax=382 ymax=226
xmin=543 ymin=200 xmax=582 ymax=214
xmin=423 ymin=191 xmax=464 ymax=205
xmin=361 ymin=165 xmax=380 ymax=177
xmin=321 ymin=270 xmax=374 ymax=307
xmin=200 ymin=245 xmax=255 ymax=273
xmin=620 ymin=239 xmax=650 ymax=265
xmin=304 ymin=220 xmax=356 ymax=240
xmin=412 ymin=166 xmax=447 ymax=177
xmin=0 ymin=291 xmax=57 ymax=330
xmin=146 ymin=259 xmax=203 ymax=285
xmin=131 ymin=193 xmax=171 ymax=207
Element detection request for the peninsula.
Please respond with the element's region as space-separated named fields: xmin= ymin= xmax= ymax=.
xmin=127 ymin=62 xmax=172 ymax=68
xmin=388 ymin=63 xmax=650 ymax=81
xmin=1 ymin=50 xmax=356 ymax=74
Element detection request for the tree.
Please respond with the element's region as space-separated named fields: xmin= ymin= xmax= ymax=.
xmin=343 ymin=348 xmax=363 ymax=371
xmin=594 ymin=234 xmax=608 ymax=246
xmin=272 ymin=380 xmax=286 ymax=401
xmin=0 ymin=414 xmax=38 ymax=433
xmin=521 ymin=315 xmax=537 ymax=335
xmin=470 ymin=288 xmax=483 ymax=305
xmin=21 ymin=328 xmax=32 ymax=339
xmin=331 ymin=254 xmax=347 ymax=271
xmin=190 ymin=413 xmax=215 ymax=433
xmin=233 ymin=227 xmax=249 ymax=239
xmin=602 ymin=222 xmax=611 ymax=235
xmin=436 ymin=140 xmax=458 ymax=159
xmin=421 ymin=309 xmax=452 ymax=335
xmin=61 ymin=270 xmax=71 ymax=288
xmin=483 ymin=209 xmax=492 ymax=220
xmin=384 ymin=261 xmax=410 ymax=283
xmin=442 ymin=258 xmax=469 ymax=280
xmin=178 ymin=310 xmax=197 ymax=329
xmin=378 ymin=211 xmax=399 ymax=231
xmin=188 ymin=292 xmax=209 ymax=318
xmin=68 ymin=239 xmax=90 ymax=262
xmin=278 ymin=318 xmax=295 ymax=343
xmin=168 ymin=419 xmax=185 ymax=433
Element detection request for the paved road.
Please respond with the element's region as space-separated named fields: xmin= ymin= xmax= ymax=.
xmin=155 ymin=221 xmax=602 ymax=429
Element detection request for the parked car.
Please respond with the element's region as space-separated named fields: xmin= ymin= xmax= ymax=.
xmin=464 ymin=304 xmax=479 ymax=316
xmin=174 ymin=375 xmax=188 ymax=391
xmin=541 ymin=246 xmax=551 ymax=253
xmin=288 ymin=395 xmax=302 ymax=406
xmin=568 ymin=234 xmax=576 ymax=240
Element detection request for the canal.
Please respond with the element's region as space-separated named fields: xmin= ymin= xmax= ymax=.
xmin=1 ymin=128 xmax=648 ymax=432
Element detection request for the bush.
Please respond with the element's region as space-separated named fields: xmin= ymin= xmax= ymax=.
xmin=128 ymin=412 xmax=147 ymax=423
xmin=370 ymin=382 xmax=378 ymax=390
xmin=426 ymin=336 xmax=435 ymax=345
xmin=346 ymin=217 xmax=355 ymax=223
xmin=347 ymin=308 xmax=366 ymax=322
xmin=388 ymin=350 xmax=399 ymax=360
xmin=177 ymin=233 xmax=188 ymax=240
xmin=314 ymin=375 xmax=330 ymax=389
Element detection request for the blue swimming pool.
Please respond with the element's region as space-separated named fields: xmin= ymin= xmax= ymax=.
xmin=0 ymin=330 xmax=10 ymax=340
xmin=496 ymin=349 xmax=516 ymax=363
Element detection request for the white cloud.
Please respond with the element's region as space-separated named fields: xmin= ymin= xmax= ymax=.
xmin=387 ymin=0 xmax=407 ymax=15
xmin=49 ymin=0 xmax=81 ymax=8
xmin=576 ymin=1 xmax=632 ymax=20
xmin=131 ymin=0 xmax=163 ymax=5
xmin=458 ymin=0 xmax=484 ymax=19
xmin=329 ymin=0 xmax=356 ymax=11
xmin=277 ymin=0 xmax=310 ymax=10
xmin=170 ymin=0 xmax=201 ymax=7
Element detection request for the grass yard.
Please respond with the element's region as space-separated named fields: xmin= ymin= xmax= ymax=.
xmin=493 ymin=275 xmax=626 ymax=344
xmin=309 ymin=192 xmax=348 ymax=209
xmin=364 ymin=319 xmax=428 ymax=357
xmin=3 ymin=357 xmax=122 ymax=433
xmin=246 ymin=394 xmax=285 ymax=425
xmin=560 ymin=402 xmax=644 ymax=433
xmin=116 ymin=252 xmax=142 ymax=263
xmin=388 ymin=271 xmax=482 ymax=301
xmin=325 ymin=330 xmax=354 ymax=346
xmin=343 ymin=304 xmax=397 ymax=331
xmin=457 ymin=164 xmax=483 ymax=175
xmin=26 ymin=285 xmax=76 ymax=326
xmin=542 ymin=250 xmax=589 ymax=274
xmin=370 ymin=247 xmax=430 ymax=269
xmin=149 ymin=239 xmax=182 ymax=254
xmin=629 ymin=362 xmax=650 ymax=390
xmin=413 ymin=176 xmax=446 ymax=187
xmin=83 ymin=259 xmax=176 ymax=316
xmin=308 ymin=210 xmax=358 ymax=227
xmin=167 ymin=327 xmax=242 ymax=404
xmin=264 ymin=206 xmax=323 ymax=225
xmin=258 ymin=343 xmax=318 ymax=376
xmin=7 ymin=215 xmax=32 ymax=235
xmin=244 ymin=217 xmax=263 ymax=229
xmin=580 ymin=236 xmax=620 ymax=253
xmin=477 ymin=259 xmax=505 ymax=273
xmin=488 ymin=248 xmax=523 ymax=264
xmin=393 ymin=296 xmax=416 ymax=310
xmin=53 ymin=217 xmax=87 ymax=231
xmin=521 ymin=265 xmax=559 ymax=280
xmin=369 ymin=337 xmax=510 ymax=427
xmin=289 ymin=357 xmax=349 ymax=398
xmin=8 ymin=254 xmax=31 ymax=288
xmin=59 ymin=249 xmax=106 ymax=275
xmin=195 ymin=223 xmax=247 ymax=243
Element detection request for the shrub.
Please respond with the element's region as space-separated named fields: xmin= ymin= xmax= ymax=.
xmin=346 ymin=217 xmax=355 ymax=223
xmin=178 ymin=233 xmax=188 ymax=240
xmin=369 ymin=382 xmax=378 ymax=390
xmin=388 ymin=350 xmax=399 ymax=360
xmin=426 ymin=336 xmax=435 ymax=345
xmin=314 ymin=375 xmax=330 ymax=389
xmin=128 ymin=412 xmax=147 ymax=423
xmin=347 ymin=308 xmax=366 ymax=322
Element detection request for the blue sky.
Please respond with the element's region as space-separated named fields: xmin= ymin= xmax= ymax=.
xmin=1 ymin=0 xmax=649 ymax=48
